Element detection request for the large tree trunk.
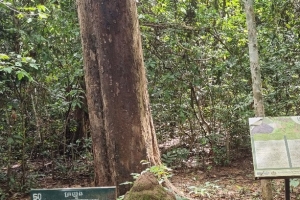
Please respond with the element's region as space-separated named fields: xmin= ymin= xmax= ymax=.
xmin=244 ymin=0 xmax=273 ymax=199
xmin=76 ymin=0 xmax=161 ymax=196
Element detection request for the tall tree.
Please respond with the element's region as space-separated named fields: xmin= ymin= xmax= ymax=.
xmin=244 ymin=0 xmax=273 ymax=199
xmin=76 ymin=0 xmax=161 ymax=196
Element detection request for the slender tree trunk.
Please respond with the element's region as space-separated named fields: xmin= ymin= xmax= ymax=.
xmin=77 ymin=0 xmax=161 ymax=196
xmin=244 ymin=0 xmax=273 ymax=199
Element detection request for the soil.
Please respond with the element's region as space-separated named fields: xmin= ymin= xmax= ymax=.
xmin=7 ymin=154 xmax=300 ymax=200
xmin=171 ymin=155 xmax=300 ymax=199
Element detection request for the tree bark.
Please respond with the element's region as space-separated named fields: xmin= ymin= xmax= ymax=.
xmin=244 ymin=0 xmax=273 ymax=199
xmin=76 ymin=0 xmax=161 ymax=196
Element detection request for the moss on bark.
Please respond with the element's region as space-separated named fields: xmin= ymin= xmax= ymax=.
xmin=124 ymin=172 xmax=176 ymax=200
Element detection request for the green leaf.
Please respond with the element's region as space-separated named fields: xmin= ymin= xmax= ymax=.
xmin=27 ymin=18 xmax=33 ymax=23
xmin=13 ymin=135 xmax=23 ymax=141
xmin=17 ymin=71 xmax=25 ymax=80
xmin=119 ymin=181 xmax=133 ymax=185
xmin=290 ymin=179 xmax=300 ymax=188
xmin=21 ymin=57 xmax=34 ymax=63
xmin=0 ymin=54 xmax=10 ymax=60
xmin=7 ymin=137 xmax=14 ymax=145
xmin=15 ymin=62 xmax=22 ymax=67
xmin=2 ymin=1 xmax=12 ymax=6
xmin=37 ymin=4 xmax=47 ymax=12
xmin=180 ymin=7 xmax=186 ymax=14
xmin=16 ymin=13 xmax=24 ymax=19
xmin=29 ymin=63 xmax=39 ymax=69
xmin=138 ymin=14 xmax=145 ymax=19
xmin=16 ymin=70 xmax=33 ymax=81
xmin=0 ymin=67 xmax=14 ymax=74
xmin=38 ymin=13 xmax=48 ymax=19
xmin=21 ymin=7 xmax=36 ymax=11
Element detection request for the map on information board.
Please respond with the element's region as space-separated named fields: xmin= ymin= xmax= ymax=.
xmin=249 ymin=116 xmax=300 ymax=178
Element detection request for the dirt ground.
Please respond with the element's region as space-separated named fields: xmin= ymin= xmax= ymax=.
xmin=171 ymin=155 xmax=300 ymax=199
xmin=9 ymin=155 xmax=300 ymax=200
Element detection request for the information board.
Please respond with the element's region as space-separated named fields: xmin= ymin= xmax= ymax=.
xmin=30 ymin=186 xmax=115 ymax=200
xmin=249 ymin=116 xmax=300 ymax=179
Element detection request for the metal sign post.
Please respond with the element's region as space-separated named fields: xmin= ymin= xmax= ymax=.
xmin=285 ymin=179 xmax=290 ymax=200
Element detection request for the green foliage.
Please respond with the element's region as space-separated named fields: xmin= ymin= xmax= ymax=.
xmin=1 ymin=0 xmax=300 ymax=198
xmin=162 ymin=148 xmax=189 ymax=167
xmin=211 ymin=145 xmax=229 ymax=166
xmin=188 ymin=181 xmax=221 ymax=198
xmin=0 ymin=188 xmax=7 ymax=200
xmin=121 ymin=161 xmax=172 ymax=185
xmin=140 ymin=0 xmax=300 ymax=169
xmin=0 ymin=0 xmax=89 ymax=197
xmin=290 ymin=179 xmax=300 ymax=191
xmin=148 ymin=164 xmax=172 ymax=180
xmin=118 ymin=162 xmax=173 ymax=200
xmin=141 ymin=0 xmax=252 ymax=155
xmin=139 ymin=160 xmax=173 ymax=184
xmin=0 ymin=52 xmax=38 ymax=81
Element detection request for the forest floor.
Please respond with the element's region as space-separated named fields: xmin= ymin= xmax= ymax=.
xmin=171 ymin=154 xmax=300 ymax=200
xmin=7 ymin=153 xmax=300 ymax=200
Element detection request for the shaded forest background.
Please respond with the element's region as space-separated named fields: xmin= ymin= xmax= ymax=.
xmin=0 ymin=0 xmax=300 ymax=199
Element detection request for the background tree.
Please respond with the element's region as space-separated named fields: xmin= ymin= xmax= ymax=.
xmin=244 ymin=0 xmax=272 ymax=199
